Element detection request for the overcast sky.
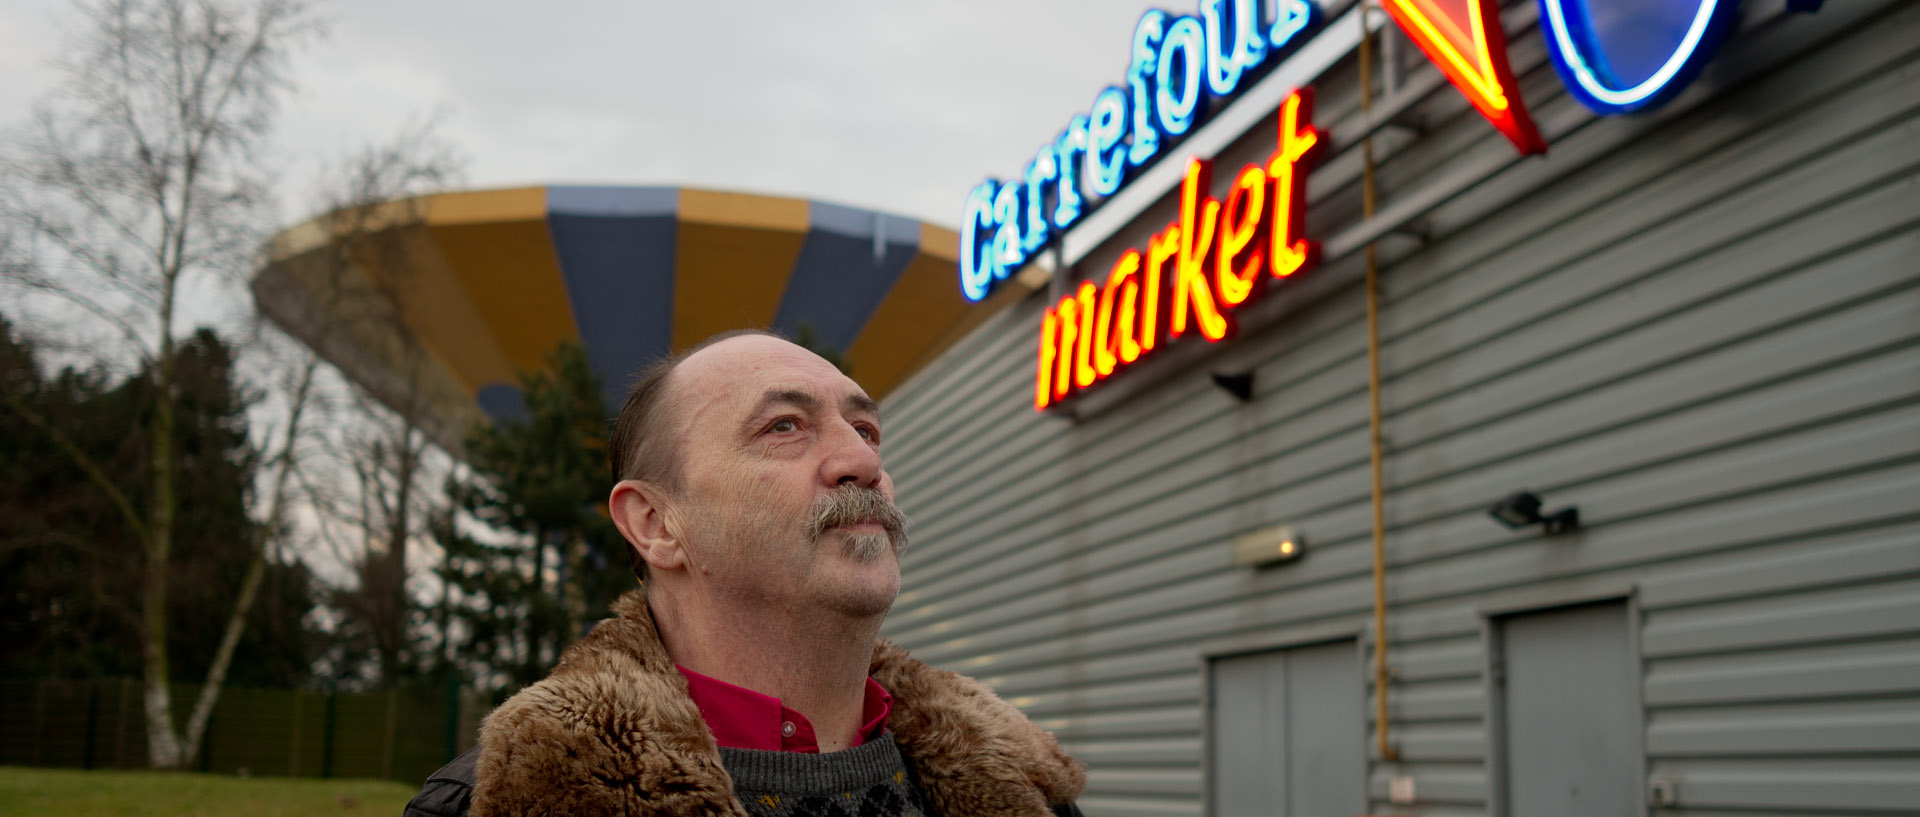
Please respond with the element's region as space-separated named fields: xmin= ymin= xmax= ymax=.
xmin=3 ymin=0 xmax=1153 ymax=231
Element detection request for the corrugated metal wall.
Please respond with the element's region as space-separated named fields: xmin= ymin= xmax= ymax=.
xmin=878 ymin=1 xmax=1920 ymax=815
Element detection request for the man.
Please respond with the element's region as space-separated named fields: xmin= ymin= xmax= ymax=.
xmin=405 ymin=330 xmax=1085 ymax=817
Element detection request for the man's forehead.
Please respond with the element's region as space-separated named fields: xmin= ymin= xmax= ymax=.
xmin=748 ymin=386 xmax=881 ymax=416
xmin=673 ymin=335 xmax=871 ymax=419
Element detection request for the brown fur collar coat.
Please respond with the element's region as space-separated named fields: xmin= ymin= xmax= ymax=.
xmin=470 ymin=589 xmax=1085 ymax=817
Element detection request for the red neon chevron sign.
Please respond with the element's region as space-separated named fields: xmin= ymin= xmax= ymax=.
xmin=1379 ymin=0 xmax=1546 ymax=154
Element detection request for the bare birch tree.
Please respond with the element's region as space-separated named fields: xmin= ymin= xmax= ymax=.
xmin=251 ymin=119 xmax=463 ymax=687
xmin=337 ymin=355 xmax=437 ymax=681
xmin=0 ymin=0 xmax=317 ymax=768
xmin=229 ymin=121 xmax=457 ymax=699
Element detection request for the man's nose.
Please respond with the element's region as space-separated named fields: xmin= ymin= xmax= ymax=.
xmin=823 ymin=420 xmax=883 ymax=488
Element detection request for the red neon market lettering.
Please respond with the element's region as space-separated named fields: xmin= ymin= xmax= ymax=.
xmin=1035 ymin=89 xmax=1324 ymax=411
xmin=1142 ymin=227 xmax=1177 ymax=354
xmin=1093 ymin=252 xmax=1138 ymax=377
xmin=1114 ymin=256 xmax=1144 ymax=365
xmin=1171 ymin=159 xmax=1228 ymax=342
xmin=1269 ymin=88 xmax=1319 ymax=277
xmin=1074 ymin=281 xmax=1099 ymax=389
xmin=1216 ymin=164 xmax=1266 ymax=306
xmin=1053 ymin=292 xmax=1078 ymax=402
xmin=1035 ymin=307 xmax=1059 ymax=411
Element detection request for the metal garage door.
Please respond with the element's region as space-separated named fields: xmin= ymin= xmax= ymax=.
xmin=1209 ymin=640 xmax=1365 ymax=816
xmin=1498 ymin=600 xmax=1642 ymax=817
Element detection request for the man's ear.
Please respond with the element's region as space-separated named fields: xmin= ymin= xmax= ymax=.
xmin=609 ymin=479 xmax=686 ymax=573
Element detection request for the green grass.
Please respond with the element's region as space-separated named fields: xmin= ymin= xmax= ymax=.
xmin=0 ymin=766 xmax=418 ymax=817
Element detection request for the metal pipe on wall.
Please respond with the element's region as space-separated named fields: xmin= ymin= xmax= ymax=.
xmin=1358 ymin=0 xmax=1399 ymax=765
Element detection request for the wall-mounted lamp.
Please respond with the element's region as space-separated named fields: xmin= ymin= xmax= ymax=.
xmin=1232 ymin=524 xmax=1304 ymax=567
xmin=1211 ymin=371 xmax=1255 ymax=402
xmin=1488 ymin=491 xmax=1580 ymax=535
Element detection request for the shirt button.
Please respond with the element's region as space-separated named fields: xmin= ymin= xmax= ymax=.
xmin=781 ymin=721 xmax=796 ymax=738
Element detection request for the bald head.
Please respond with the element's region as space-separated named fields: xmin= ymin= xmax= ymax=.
xmin=673 ymin=335 xmax=872 ymax=431
xmin=609 ymin=329 xmax=785 ymax=491
xmin=675 ymin=333 xmax=851 ymax=400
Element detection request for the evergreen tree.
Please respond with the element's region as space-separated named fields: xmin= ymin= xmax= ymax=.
xmin=443 ymin=341 xmax=624 ymax=692
xmin=0 ymin=316 xmax=321 ymax=687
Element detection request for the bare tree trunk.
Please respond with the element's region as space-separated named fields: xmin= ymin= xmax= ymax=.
xmin=381 ymin=418 xmax=419 ymax=682
xmin=180 ymin=349 xmax=323 ymax=763
xmin=143 ymin=285 xmax=182 ymax=769
xmin=180 ymin=541 xmax=266 ymax=761
xmin=359 ymin=341 xmax=435 ymax=685
xmin=0 ymin=311 xmax=180 ymax=767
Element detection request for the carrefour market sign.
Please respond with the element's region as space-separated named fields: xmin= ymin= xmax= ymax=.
xmin=960 ymin=0 xmax=1319 ymax=304
xmin=967 ymin=0 xmax=1752 ymax=409
xmin=1036 ymin=90 xmax=1321 ymax=410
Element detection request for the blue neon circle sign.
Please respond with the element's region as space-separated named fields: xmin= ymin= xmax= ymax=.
xmin=1541 ymin=0 xmax=1742 ymax=114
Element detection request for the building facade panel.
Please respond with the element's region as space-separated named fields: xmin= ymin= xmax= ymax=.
xmin=881 ymin=1 xmax=1920 ymax=814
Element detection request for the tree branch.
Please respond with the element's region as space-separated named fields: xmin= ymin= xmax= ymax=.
xmin=0 ymin=385 xmax=151 ymax=548
xmin=3 ymin=267 xmax=159 ymax=368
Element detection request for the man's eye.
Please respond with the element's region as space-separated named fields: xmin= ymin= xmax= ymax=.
xmin=770 ymin=418 xmax=798 ymax=433
xmin=856 ymin=425 xmax=878 ymax=441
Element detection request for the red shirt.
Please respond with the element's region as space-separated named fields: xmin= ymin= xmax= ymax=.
xmin=677 ymin=666 xmax=892 ymax=753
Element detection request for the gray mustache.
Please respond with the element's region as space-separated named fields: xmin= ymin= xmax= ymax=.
xmin=807 ymin=485 xmax=910 ymax=551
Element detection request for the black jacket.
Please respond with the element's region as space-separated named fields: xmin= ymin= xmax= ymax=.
xmin=402 ymin=746 xmax=1084 ymax=817
xmin=403 ymin=746 xmax=477 ymax=817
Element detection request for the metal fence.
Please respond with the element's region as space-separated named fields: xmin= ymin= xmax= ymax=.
xmin=0 ymin=678 xmax=487 ymax=785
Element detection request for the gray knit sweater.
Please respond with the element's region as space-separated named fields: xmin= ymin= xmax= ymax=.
xmin=720 ymin=738 xmax=931 ymax=817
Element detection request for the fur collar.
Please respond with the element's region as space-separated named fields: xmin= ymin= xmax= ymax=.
xmin=470 ymin=589 xmax=1085 ymax=817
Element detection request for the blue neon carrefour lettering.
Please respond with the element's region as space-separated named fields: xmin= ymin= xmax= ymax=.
xmin=958 ymin=1 xmax=1325 ymax=300
xmin=1022 ymin=145 xmax=1057 ymax=255
xmin=1053 ymin=115 xmax=1088 ymax=228
xmin=1540 ymin=0 xmax=1738 ymax=114
xmin=1270 ymin=0 xmax=1313 ymax=51
xmin=1087 ymin=88 xmax=1128 ymax=196
xmin=1127 ymin=11 xmax=1168 ymax=168
xmin=990 ymin=183 xmax=1023 ymax=275
xmin=1156 ymin=16 xmax=1205 ymax=136
xmin=959 ymin=181 xmax=997 ymax=302
xmin=1203 ymin=0 xmax=1265 ymax=97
